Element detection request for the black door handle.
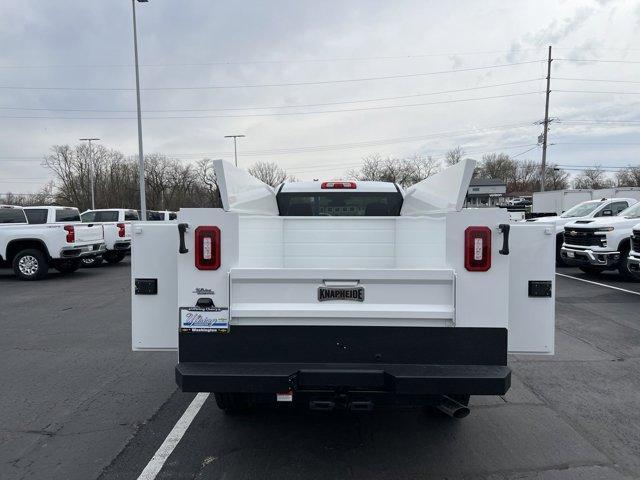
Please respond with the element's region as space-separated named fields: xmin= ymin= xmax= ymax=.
xmin=498 ymin=224 xmax=510 ymax=255
xmin=178 ymin=223 xmax=189 ymax=254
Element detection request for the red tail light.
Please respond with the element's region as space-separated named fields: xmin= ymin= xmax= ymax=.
xmin=464 ymin=226 xmax=491 ymax=271
xmin=117 ymin=223 xmax=126 ymax=238
xmin=321 ymin=181 xmax=356 ymax=189
xmin=64 ymin=225 xmax=75 ymax=243
xmin=195 ymin=226 xmax=221 ymax=270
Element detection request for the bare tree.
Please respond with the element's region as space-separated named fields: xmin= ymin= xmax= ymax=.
xmin=573 ymin=166 xmax=614 ymax=189
xmin=346 ymin=154 xmax=441 ymax=188
xmin=615 ymin=166 xmax=640 ymax=187
xmin=445 ymin=146 xmax=465 ymax=166
xmin=247 ymin=161 xmax=289 ymax=187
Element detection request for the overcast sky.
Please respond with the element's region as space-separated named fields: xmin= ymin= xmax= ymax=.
xmin=1 ymin=0 xmax=639 ymax=193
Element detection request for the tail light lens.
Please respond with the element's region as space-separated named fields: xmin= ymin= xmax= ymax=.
xmin=64 ymin=225 xmax=75 ymax=243
xmin=117 ymin=223 xmax=126 ymax=238
xmin=464 ymin=226 xmax=491 ymax=271
xmin=195 ymin=226 xmax=221 ymax=270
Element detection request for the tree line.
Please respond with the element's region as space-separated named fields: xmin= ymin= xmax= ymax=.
xmin=2 ymin=143 xmax=639 ymax=208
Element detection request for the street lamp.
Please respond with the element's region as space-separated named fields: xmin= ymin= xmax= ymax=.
xmin=132 ymin=0 xmax=148 ymax=218
xmin=79 ymin=138 xmax=100 ymax=209
xmin=224 ymin=134 xmax=245 ymax=167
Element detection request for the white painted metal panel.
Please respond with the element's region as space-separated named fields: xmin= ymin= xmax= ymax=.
xmin=443 ymin=208 xmax=510 ymax=329
xmin=238 ymin=216 xmax=283 ymax=267
xmin=395 ymin=216 xmax=447 ymax=268
xmin=131 ymin=223 xmax=178 ymax=351
xmin=213 ymin=159 xmax=279 ymax=215
xmin=230 ymin=268 xmax=455 ymax=327
xmin=508 ymin=223 xmax=555 ymax=354
xmin=401 ymin=158 xmax=476 ymax=215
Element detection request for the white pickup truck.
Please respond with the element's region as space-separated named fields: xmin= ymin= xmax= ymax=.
xmin=561 ymin=201 xmax=640 ymax=279
xmin=80 ymin=209 xmax=138 ymax=266
xmin=628 ymin=224 xmax=640 ymax=279
xmin=131 ymin=160 xmax=555 ymax=417
xmin=525 ymin=198 xmax=636 ymax=265
xmin=0 ymin=205 xmax=105 ymax=280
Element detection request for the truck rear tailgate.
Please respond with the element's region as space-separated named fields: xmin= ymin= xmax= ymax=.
xmin=230 ymin=268 xmax=455 ymax=327
xmin=74 ymin=224 xmax=103 ymax=243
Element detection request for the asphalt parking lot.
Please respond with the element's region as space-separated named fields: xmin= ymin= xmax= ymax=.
xmin=1 ymin=262 xmax=640 ymax=480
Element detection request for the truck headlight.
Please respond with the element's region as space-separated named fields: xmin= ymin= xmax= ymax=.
xmin=595 ymin=227 xmax=614 ymax=232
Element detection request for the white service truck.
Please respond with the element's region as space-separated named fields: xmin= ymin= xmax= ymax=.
xmin=628 ymin=224 xmax=640 ymax=279
xmin=525 ymin=198 xmax=636 ymax=265
xmin=80 ymin=208 xmax=138 ymax=266
xmin=0 ymin=205 xmax=105 ymax=280
xmin=561 ymin=201 xmax=640 ymax=279
xmin=131 ymin=160 xmax=555 ymax=417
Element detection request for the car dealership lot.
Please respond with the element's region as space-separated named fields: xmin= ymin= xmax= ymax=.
xmin=1 ymin=264 xmax=639 ymax=480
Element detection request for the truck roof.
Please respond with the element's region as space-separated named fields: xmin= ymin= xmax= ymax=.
xmin=24 ymin=205 xmax=78 ymax=210
xmin=279 ymin=181 xmax=399 ymax=193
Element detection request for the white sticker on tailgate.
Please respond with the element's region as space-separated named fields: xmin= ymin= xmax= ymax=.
xmin=179 ymin=307 xmax=229 ymax=333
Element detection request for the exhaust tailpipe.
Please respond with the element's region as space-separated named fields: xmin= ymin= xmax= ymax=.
xmin=436 ymin=396 xmax=470 ymax=419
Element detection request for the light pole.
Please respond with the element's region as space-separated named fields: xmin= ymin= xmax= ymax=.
xmin=132 ymin=0 xmax=148 ymax=217
xmin=224 ymin=134 xmax=245 ymax=167
xmin=79 ymin=138 xmax=100 ymax=209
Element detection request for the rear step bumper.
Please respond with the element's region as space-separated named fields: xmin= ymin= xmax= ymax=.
xmin=175 ymin=362 xmax=511 ymax=395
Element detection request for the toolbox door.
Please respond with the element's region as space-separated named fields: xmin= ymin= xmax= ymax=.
xmin=131 ymin=222 xmax=178 ymax=351
xmin=508 ymin=223 xmax=555 ymax=354
xmin=213 ymin=159 xmax=279 ymax=215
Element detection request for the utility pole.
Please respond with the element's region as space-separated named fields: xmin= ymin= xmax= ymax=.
xmin=79 ymin=138 xmax=100 ymax=209
xmin=540 ymin=45 xmax=552 ymax=192
xmin=132 ymin=0 xmax=148 ymax=217
xmin=224 ymin=134 xmax=245 ymax=167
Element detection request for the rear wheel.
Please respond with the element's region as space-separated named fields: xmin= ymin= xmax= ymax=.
xmin=82 ymin=255 xmax=103 ymax=267
xmin=53 ymin=258 xmax=81 ymax=274
xmin=578 ymin=266 xmax=606 ymax=276
xmin=103 ymin=251 xmax=126 ymax=264
xmin=214 ymin=393 xmax=255 ymax=413
xmin=12 ymin=249 xmax=49 ymax=281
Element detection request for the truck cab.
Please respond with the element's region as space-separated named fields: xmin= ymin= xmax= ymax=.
xmin=561 ymin=201 xmax=640 ymax=279
xmin=131 ymin=159 xmax=555 ymax=417
xmin=526 ymin=198 xmax=637 ymax=266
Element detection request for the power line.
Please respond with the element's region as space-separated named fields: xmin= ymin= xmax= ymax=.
xmin=555 ymin=90 xmax=640 ymax=95
xmin=0 ymin=78 xmax=544 ymax=114
xmin=0 ymin=91 xmax=544 ymax=120
xmin=0 ymin=60 xmax=544 ymax=92
xmin=555 ymin=58 xmax=640 ymax=64
xmin=0 ymin=49 xmax=545 ymax=69
xmin=554 ymin=77 xmax=640 ymax=84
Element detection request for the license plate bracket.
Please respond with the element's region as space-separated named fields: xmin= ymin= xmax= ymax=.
xmin=179 ymin=306 xmax=229 ymax=333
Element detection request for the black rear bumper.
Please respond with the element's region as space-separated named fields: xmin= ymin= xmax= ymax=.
xmin=177 ymin=326 xmax=510 ymax=396
xmin=176 ymin=362 xmax=510 ymax=395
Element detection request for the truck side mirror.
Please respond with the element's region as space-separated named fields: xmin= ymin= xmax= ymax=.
xmin=602 ymin=209 xmax=613 ymax=216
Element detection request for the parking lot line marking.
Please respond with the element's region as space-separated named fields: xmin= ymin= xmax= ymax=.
xmin=556 ymin=273 xmax=640 ymax=296
xmin=137 ymin=392 xmax=210 ymax=480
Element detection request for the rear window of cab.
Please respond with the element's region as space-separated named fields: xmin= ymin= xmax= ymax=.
xmin=276 ymin=192 xmax=403 ymax=216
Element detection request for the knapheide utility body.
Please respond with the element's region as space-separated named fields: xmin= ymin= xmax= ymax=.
xmin=131 ymin=159 xmax=555 ymax=416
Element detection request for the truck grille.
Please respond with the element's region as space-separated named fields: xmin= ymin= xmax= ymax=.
xmin=564 ymin=227 xmax=604 ymax=247
xmin=632 ymin=231 xmax=640 ymax=252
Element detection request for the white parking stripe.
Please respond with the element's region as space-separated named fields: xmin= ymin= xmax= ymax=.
xmin=556 ymin=273 xmax=640 ymax=296
xmin=137 ymin=392 xmax=210 ymax=480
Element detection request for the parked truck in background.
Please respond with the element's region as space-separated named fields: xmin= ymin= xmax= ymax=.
xmin=80 ymin=209 xmax=138 ymax=266
xmin=561 ymin=201 xmax=640 ymax=279
xmin=525 ymin=198 xmax=637 ymax=266
xmin=626 ymin=224 xmax=640 ymax=280
xmin=0 ymin=205 xmax=105 ymax=280
xmin=131 ymin=160 xmax=555 ymax=418
xmin=533 ymin=188 xmax=640 ymax=217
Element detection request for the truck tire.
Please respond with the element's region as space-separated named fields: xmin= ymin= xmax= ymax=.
xmin=618 ymin=245 xmax=636 ymax=281
xmin=103 ymin=251 xmax=126 ymax=264
xmin=214 ymin=393 xmax=255 ymax=413
xmin=578 ymin=266 xmax=606 ymax=276
xmin=12 ymin=249 xmax=49 ymax=281
xmin=82 ymin=255 xmax=103 ymax=267
xmin=53 ymin=258 xmax=82 ymax=274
